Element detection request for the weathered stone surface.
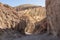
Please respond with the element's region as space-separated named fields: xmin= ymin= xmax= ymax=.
xmin=25 ymin=17 xmax=47 ymax=35
xmin=0 ymin=3 xmax=20 ymax=29
xmin=0 ymin=3 xmax=47 ymax=40
xmin=0 ymin=3 xmax=46 ymax=35
xmin=46 ymin=0 xmax=60 ymax=36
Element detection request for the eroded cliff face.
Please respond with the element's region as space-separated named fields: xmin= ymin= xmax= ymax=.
xmin=46 ymin=0 xmax=60 ymax=36
xmin=0 ymin=3 xmax=46 ymax=35
xmin=0 ymin=3 xmax=20 ymax=29
xmin=15 ymin=5 xmax=46 ymax=35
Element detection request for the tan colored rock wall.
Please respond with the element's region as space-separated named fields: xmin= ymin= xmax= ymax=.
xmin=0 ymin=3 xmax=46 ymax=35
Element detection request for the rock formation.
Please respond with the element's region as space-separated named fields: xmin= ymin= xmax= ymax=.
xmin=0 ymin=3 xmax=46 ymax=35
xmin=15 ymin=5 xmax=46 ymax=35
xmin=25 ymin=17 xmax=47 ymax=35
xmin=0 ymin=3 xmax=20 ymax=29
xmin=46 ymin=0 xmax=60 ymax=36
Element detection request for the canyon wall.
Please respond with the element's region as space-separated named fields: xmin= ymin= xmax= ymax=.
xmin=46 ymin=0 xmax=60 ymax=36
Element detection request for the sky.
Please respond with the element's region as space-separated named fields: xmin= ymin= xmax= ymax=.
xmin=0 ymin=0 xmax=45 ymax=7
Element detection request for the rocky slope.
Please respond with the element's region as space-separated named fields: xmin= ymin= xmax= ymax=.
xmin=15 ymin=4 xmax=46 ymax=35
xmin=15 ymin=4 xmax=46 ymax=22
xmin=0 ymin=3 xmax=46 ymax=40
xmin=0 ymin=3 xmax=20 ymax=29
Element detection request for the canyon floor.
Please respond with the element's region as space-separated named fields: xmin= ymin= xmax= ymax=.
xmin=0 ymin=29 xmax=60 ymax=40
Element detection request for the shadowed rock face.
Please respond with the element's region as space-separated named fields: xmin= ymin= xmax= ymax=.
xmin=46 ymin=0 xmax=60 ymax=36
xmin=15 ymin=15 xmax=30 ymax=34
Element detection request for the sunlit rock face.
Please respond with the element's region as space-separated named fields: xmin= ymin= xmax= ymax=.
xmin=46 ymin=0 xmax=60 ymax=36
xmin=0 ymin=3 xmax=20 ymax=29
xmin=0 ymin=3 xmax=46 ymax=35
xmin=24 ymin=14 xmax=47 ymax=35
xmin=15 ymin=5 xmax=46 ymax=35
xmin=14 ymin=13 xmax=47 ymax=35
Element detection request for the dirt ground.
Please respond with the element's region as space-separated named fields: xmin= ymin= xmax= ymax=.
xmin=0 ymin=29 xmax=60 ymax=40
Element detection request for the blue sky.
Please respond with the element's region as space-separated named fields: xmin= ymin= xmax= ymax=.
xmin=0 ymin=0 xmax=45 ymax=7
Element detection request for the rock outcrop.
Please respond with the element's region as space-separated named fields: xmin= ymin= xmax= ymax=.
xmin=25 ymin=17 xmax=47 ymax=35
xmin=46 ymin=0 xmax=60 ymax=36
xmin=0 ymin=3 xmax=20 ymax=29
xmin=0 ymin=3 xmax=46 ymax=35
xmin=15 ymin=5 xmax=46 ymax=35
